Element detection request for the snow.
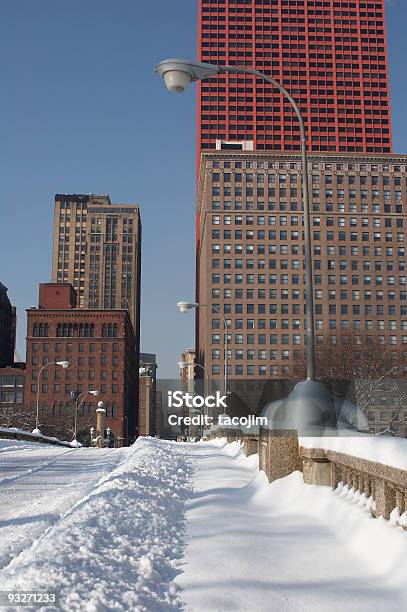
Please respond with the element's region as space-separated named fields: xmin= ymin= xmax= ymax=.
xmin=1 ymin=436 xmax=406 ymax=611
xmin=0 ymin=437 xmax=191 ymax=611
xmin=180 ymin=439 xmax=407 ymax=612
xmin=299 ymin=433 xmax=407 ymax=471
xmin=0 ymin=426 xmax=71 ymax=447
xmin=0 ymin=440 xmax=126 ymax=574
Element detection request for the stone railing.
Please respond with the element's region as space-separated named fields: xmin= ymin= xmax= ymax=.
xmin=301 ymin=446 xmax=407 ymax=526
xmin=209 ymin=428 xmax=407 ymax=529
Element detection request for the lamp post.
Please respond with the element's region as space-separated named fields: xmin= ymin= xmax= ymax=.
xmin=177 ymin=301 xmax=229 ymax=395
xmin=157 ymin=59 xmax=315 ymax=381
xmin=72 ymin=388 xmax=99 ymax=445
xmin=33 ymin=360 xmax=70 ymax=435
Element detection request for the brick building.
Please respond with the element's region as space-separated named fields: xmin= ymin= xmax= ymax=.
xmin=24 ymin=283 xmax=138 ymax=444
xmin=197 ymin=151 xmax=407 ymax=386
xmin=0 ymin=364 xmax=25 ymax=427
xmin=0 ymin=282 xmax=16 ymax=367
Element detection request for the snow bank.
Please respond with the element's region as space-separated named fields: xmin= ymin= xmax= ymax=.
xmin=0 ymin=437 xmax=192 ymax=611
xmin=299 ymin=434 xmax=407 ymax=471
xmin=181 ymin=440 xmax=407 ymax=612
xmin=257 ymin=471 xmax=407 ymax=595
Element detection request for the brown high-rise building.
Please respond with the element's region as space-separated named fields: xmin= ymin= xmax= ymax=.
xmin=197 ymin=151 xmax=407 ymax=386
xmin=51 ymin=194 xmax=141 ymax=330
xmin=25 ymin=283 xmax=138 ymax=444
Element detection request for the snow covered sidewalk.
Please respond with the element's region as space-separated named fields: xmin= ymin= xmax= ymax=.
xmin=0 ymin=442 xmax=126 ymax=571
xmin=0 ymin=438 xmax=192 ymax=611
xmin=179 ymin=438 xmax=407 ymax=612
xmin=1 ymin=437 xmax=406 ymax=612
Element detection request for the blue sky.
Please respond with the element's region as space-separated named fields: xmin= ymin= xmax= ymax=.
xmin=0 ymin=0 xmax=406 ymax=377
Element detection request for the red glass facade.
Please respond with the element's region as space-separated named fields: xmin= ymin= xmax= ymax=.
xmin=197 ymin=0 xmax=392 ymax=155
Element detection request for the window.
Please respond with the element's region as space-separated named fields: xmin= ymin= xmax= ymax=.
xmin=102 ymin=324 xmax=118 ymax=338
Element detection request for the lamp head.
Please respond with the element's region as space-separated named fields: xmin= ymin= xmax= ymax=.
xmin=89 ymin=390 xmax=99 ymax=397
xmin=178 ymin=361 xmax=188 ymax=369
xmin=177 ymin=301 xmax=199 ymax=314
xmin=97 ymin=401 xmax=105 ymax=409
xmin=56 ymin=360 xmax=70 ymax=369
xmin=154 ymin=58 xmax=220 ymax=93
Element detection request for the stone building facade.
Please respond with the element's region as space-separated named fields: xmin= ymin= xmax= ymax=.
xmin=197 ymin=151 xmax=407 ymax=388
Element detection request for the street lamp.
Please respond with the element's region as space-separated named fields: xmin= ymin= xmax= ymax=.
xmin=177 ymin=301 xmax=229 ymax=395
xmin=158 ymin=59 xmax=315 ymax=381
xmin=72 ymin=388 xmax=99 ymax=445
xmin=33 ymin=360 xmax=70 ymax=435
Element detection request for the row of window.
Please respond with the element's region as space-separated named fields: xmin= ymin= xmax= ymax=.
xmin=211 ymin=235 xmax=406 ymax=258
xmin=211 ymin=305 xmax=407 ymax=319
xmin=34 ymin=323 xmax=120 ymax=340
xmin=209 ymin=333 xmax=407 ymax=345
xmin=212 ymin=187 xmax=405 ymax=199
xmin=208 ymin=161 xmax=405 ymax=172
xmin=212 ymin=173 xmax=407 ymax=191
xmin=211 ymin=273 xmax=407 ymax=285
xmin=32 ymin=369 xmax=120 ymax=381
xmin=32 ymin=383 xmax=120 ymax=396
xmin=213 ymin=288 xmax=407 ymax=301
xmin=211 ymin=215 xmax=405 ymax=231
xmin=210 ymin=201 xmax=404 ymax=213
xmin=0 ymin=390 xmax=23 ymax=404
xmin=30 ymin=342 xmax=121 ymax=353
xmin=31 ymin=355 xmax=120 ymax=366
xmin=0 ymin=375 xmax=24 ymax=388
xmin=212 ymin=258 xmax=406 ymax=272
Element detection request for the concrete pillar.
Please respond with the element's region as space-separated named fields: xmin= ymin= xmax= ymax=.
xmin=259 ymin=427 xmax=300 ymax=483
xmin=96 ymin=405 xmax=106 ymax=449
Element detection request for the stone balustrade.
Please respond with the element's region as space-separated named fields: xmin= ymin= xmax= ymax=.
xmin=207 ymin=429 xmax=407 ymax=529
xmin=301 ymin=446 xmax=407 ymax=527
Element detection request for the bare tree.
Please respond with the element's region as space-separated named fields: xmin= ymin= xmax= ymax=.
xmin=294 ymin=334 xmax=405 ymax=412
xmin=0 ymin=404 xmax=94 ymax=444
xmin=0 ymin=404 xmax=36 ymax=431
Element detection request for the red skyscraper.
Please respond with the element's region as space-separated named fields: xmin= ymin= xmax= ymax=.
xmin=197 ymin=0 xmax=392 ymax=155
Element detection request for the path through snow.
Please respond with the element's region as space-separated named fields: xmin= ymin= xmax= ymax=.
xmin=0 ymin=437 xmax=406 ymax=611
xmin=179 ymin=439 xmax=407 ymax=612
